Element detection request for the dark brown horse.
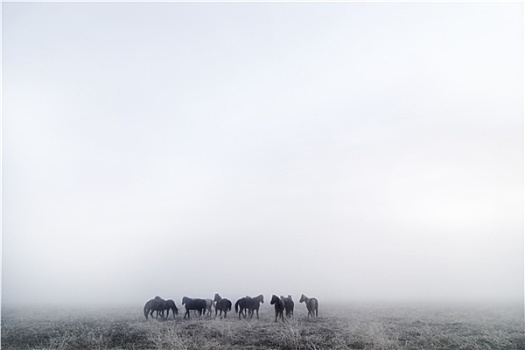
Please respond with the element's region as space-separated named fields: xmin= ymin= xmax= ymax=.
xmin=213 ymin=293 xmax=232 ymax=319
xmin=161 ymin=299 xmax=179 ymax=319
xmin=280 ymin=295 xmax=294 ymax=318
xmin=299 ymin=294 xmax=318 ymax=318
xmin=144 ymin=298 xmax=163 ymax=319
xmin=144 ymin=296 xmax=166 ymax=320
xmin=182 ymin=297 xmax=207 ymax=319
xmin=235 ymin=294 xmax=264 ymax=319
xmin=234 ymin=296 xmax=251 ymax=319
xmin=271 ymin=295 xmax=285 ymax=322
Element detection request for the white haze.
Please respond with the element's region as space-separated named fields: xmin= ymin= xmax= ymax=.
xmin=2 ymin=3 xmax=523 ymax=307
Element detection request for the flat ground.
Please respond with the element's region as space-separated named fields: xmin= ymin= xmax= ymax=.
xmin=1 ymin=302 xmax=523 ymax=349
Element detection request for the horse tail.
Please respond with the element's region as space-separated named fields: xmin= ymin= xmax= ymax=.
xmin=235 ymin=300 xmax=239 ymax=313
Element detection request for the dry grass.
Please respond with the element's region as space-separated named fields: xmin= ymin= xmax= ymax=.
xmin=1 ymin=302 xmax=523 ymax=349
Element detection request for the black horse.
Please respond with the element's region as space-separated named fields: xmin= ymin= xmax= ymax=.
xmin=182 ymin=297 xmax=207 ymax=319
xmin=280 ymin=295 xmax=294 ymax=318
xmin=213 ymin=293 xmax=232 ymax=319
xmin=299 ymin=294 xmax=319 ymax=318
xmin=271 ymin=295 xmax=285 ymax=322
xmin=235 ymin=295 xmax=264 ymax=319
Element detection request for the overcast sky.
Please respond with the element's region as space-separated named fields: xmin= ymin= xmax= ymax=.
xmin=2 ymin=2 xmax=523 ymax=307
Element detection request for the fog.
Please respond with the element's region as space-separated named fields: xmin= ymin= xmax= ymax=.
xmin=2 ymin=3 xmax=523 ymax=307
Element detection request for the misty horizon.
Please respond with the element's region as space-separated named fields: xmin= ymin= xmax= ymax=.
xmin=2 ymin=2 xmax=523 ymax=308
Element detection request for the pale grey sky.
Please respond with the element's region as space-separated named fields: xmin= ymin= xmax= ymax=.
xmin=2 ymin=2 xmax=523 ymax=306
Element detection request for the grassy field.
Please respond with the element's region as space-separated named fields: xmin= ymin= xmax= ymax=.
xmin=1 ymin=302 xmax=523 ymax=349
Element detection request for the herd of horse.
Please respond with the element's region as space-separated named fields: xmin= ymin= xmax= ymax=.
xmin=143 ymin=294 xmax=319 ymax=322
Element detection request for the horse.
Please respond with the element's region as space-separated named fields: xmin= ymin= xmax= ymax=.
xmin=271 ymin=295 xmax=285 ymax=322
xmin=161 ymin=299 xmax=179 ymax=319
xmin=299 ymin=294 xmax=319 ymax=318
xmin=235 ymin=296 xmax=251 ymax=320
xmin=235 ymin=295 xmax=264 ymax=319
xmin=205 ymin=298 xmax=214 ymax=317
xmin=234 ymin=297 xmax=250 ymax=319
xmin=280 ymin=295 xmax=294 ymax=318
xmin=182 ymin=297 xmax=207 ymax=319
xmin=213 ymin=293 xmax=232 ymax=319
xmin=193 ymin=298 xmax=214 ymax=317
xmin=144 ymin=296 xmax=165 ymax=320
